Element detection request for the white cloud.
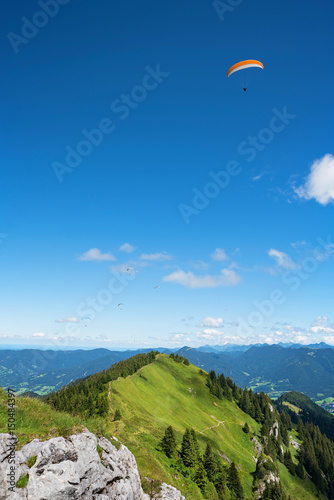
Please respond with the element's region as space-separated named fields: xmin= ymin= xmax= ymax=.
xmin=312 ymin=316 xmax=328 ymax=326
xmin=295 ymin=335 xmax=308 ymax=343
xmin=55 ymin=317 xmax=78 ymax=323
xmin=310 ymin=325 xmax=334 ymax=334
xmin=196 ymin=329 xmax=225 ymax=340
xmin=200 ymin=317 xmax=224 ymax=328
xmin=32 ymin=332 xmax=46 ymax=337
xmin=163 ymin=269 xmax=241 ymax=289
xmin=202 ymin=329 xmax=224 ymax=336
xmin=294 ymin=154 xmax=334 ymax=205
xmin=140 ymin=252 xmax=172 ymax=262
xmin=268 ymin=249 xmax=296 ymax=270
xmin=210 ymin=248 xmax=228 ymax=262
xmin=291 ymin=240 xmax=307 ymax=248
xmin=119 ymin=243 xmax=136 ymax=253
xmin=78 ymin=248 xmax=116 ymax=261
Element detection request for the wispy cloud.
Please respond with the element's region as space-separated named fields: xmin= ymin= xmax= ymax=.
xmin=119 ymin=243 xmax=136 ymax=253
xmin=290 ymin=240 xmax=307 ymax=249
xmin=140 ymin=252 xmax=172 ymax=262
xmin=210 ymin=248 xmax=229 ymax=262
xmin=294 ymin=154 xmax=334 ymax=205
xmin=252 ymin=171 xmax=266 ymax=181
xmin=55 ymin=317 xmax=79 ymax=323
xmin=78 ymin=248 xmax=116 ymax=261
xmin=163 ymin=268 xmax=241 ymax=289
xmin=268 ymin=249 xmax=296 ymax=270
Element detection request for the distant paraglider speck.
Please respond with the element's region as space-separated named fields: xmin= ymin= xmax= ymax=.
xmin=81 ymin=316 xmax=91 ymax=327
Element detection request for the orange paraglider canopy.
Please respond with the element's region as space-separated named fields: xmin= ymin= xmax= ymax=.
xmin=227 ymin=60 xmax=264 ymax=78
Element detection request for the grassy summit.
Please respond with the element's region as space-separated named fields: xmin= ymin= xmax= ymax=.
xmin=106 ymin=354 xmax=321 ymax=499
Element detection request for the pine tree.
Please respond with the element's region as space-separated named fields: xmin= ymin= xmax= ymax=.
xmin=190 ymin=429 xmax=200 ymax=463
xmin=282 ymin=426 xmax=289 ymax=447
xmin=296 ymin=461 xmax=305 ymax=479
xmin=181 ymin=428 xmax=197 ymax=468
xmin=254 ymin=400 xmax=263 ymax=423
xmin=283 ymin=450 xmax=295 ymax=476
xmin=194 ymin=460 xmax=208 ymax=493
xmin=203 ymin=443 xmax=217 ymax=482
xmin=160 ymin=426 xmax=177 ymax=458
xmin=227 ymin=462 xmax=244 ymax=499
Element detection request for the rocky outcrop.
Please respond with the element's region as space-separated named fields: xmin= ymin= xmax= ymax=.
xmin=252 ymin=454 xmax=280 ymax=499
xmin=289 ymin=436 xmax=301 ymax=450
xmin=153 ymin=483 xmax=185 ymax=499
xmin=0 ymin=431 xmax=184 ymax=499
xmin=269 ymin=420 xmax=279 ymax=439
xmin=251 ymin=436 xmax=263 ymax=461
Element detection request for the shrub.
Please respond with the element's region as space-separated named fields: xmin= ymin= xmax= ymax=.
xmin=243 ymin=422 xmax=250 ymax=434
xmin=114 ymin=409 xmax=121 ymax=421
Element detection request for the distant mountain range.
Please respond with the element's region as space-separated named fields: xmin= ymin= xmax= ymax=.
xmin=1 ymin=343 xmax=333 ymax=402
xmin=197 ymin=341 xmax=333 ymax=354
xmin=0 ymin=348 xmax=165 ymax=394
xmin=177 ymin=344 xmax=334 ymax=401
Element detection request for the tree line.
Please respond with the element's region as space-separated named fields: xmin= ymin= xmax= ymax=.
xmin=159 ymin=425 xmax=243 ymax=499
xmin=46 ymin=351 xmax=158 ymax=417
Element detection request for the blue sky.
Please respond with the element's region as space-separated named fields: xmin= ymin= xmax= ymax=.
xmin=1 ymin=0 xmax=334 ymax=348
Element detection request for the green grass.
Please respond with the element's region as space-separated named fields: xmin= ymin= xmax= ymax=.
xmin=0 ymin=388 xmax=109 ymax=448
xmin=278 ymin=461 xmax=322 ymax=500
xmin=282 ymin=401 xmax=301 ymax=414
xmin=316 ymin=396 xmax=334 ymax=404
xmin=16 ymin=474 xmax=29 ymax=488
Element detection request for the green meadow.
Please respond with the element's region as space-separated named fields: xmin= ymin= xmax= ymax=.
xmin=107 ymin=354 xmax=321 ymax=499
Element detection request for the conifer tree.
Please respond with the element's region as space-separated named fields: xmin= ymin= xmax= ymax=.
xmin=181 ymin=428 xmax=197 ymax=468
xmin=282 ymin=426 xmax=289 ymax=447
xmin=227 ymin=462 xmax=244 ymax=499
xmin=190 ymin=429 xmax=201 ymax=463
xmin=254 ymin=400 xmax=263 ymax=423
xmin=295 ymin=461 xmax=305 ymax=479
xmin=160 ymin=425 xmax=177 ymax=458
xmin=194 ymin=460 xmax=208 ymax=494
xmin=203 ymin=443 xmax=217 ymax=482
xmin=283 ymin=450 xmax=295 ymax=476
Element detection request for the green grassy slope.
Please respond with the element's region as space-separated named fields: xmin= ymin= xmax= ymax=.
xmin=107 ymin=354 xmax=320 ymax=499
xmin=0 ymin=389 xmax=107 ymax=448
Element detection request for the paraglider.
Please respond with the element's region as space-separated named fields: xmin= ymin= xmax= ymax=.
xmin=227 ymin=59 xmax=264 ymax=91
xmin=81 ymin=316 xmax=91 ymax=327
xmin=118 ymin=303 xmax=124 ymax=307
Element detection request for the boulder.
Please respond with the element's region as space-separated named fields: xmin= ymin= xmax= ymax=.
xmin=0 ymin=431 xmax=184 ymax=499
